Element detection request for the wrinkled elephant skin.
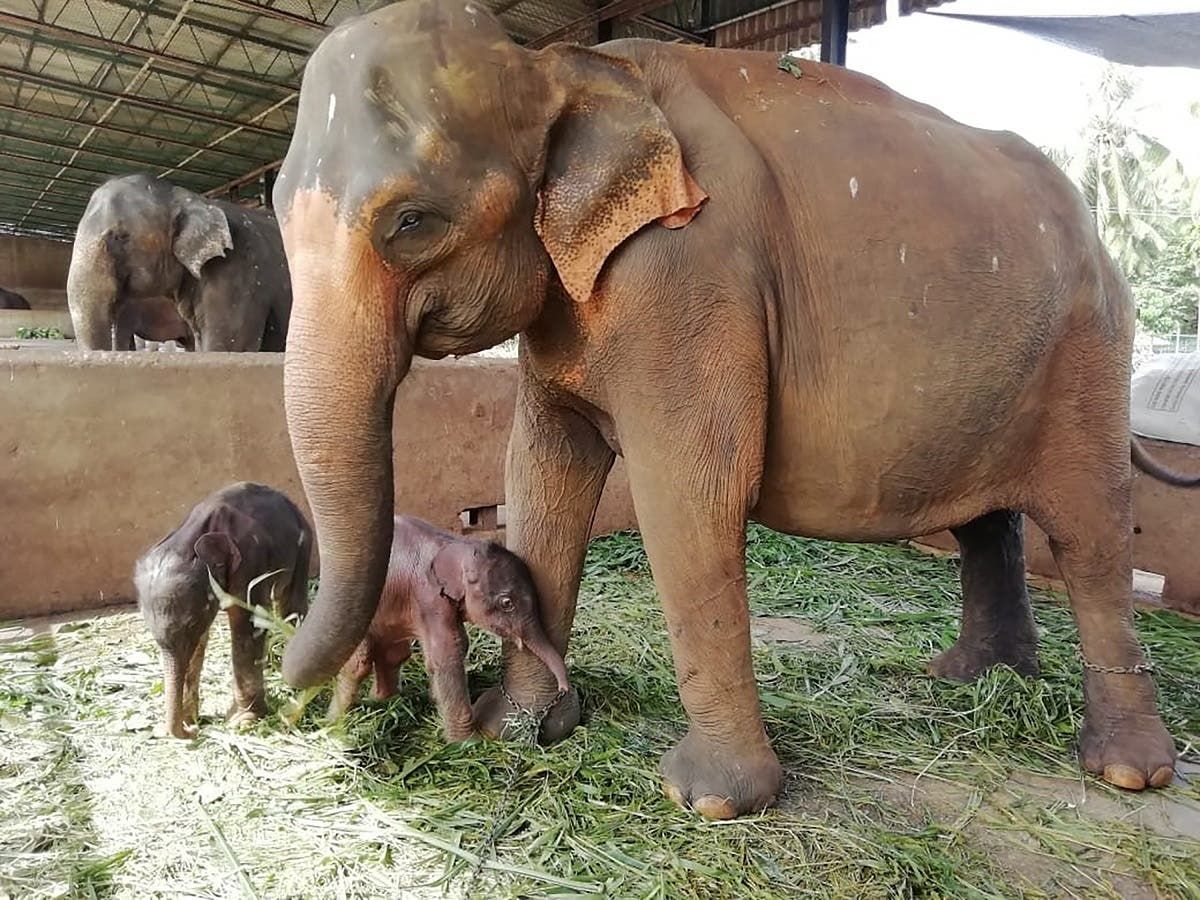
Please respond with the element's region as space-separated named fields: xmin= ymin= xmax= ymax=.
xmin=134 ymin=482 xmax=312 ymax=738
xmin=67 ymin=174 xmax=293 ymax=352
xmin=273 ymin=0 xmax=1183 ymax=817
xmin=328 ymin=515 xmax=568 ymax=742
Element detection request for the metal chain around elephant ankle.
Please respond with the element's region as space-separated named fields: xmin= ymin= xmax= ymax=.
xmin=465 ymin=685 xmax=567 ymax=892
xmin=1079 ymin=650 xmax=1155 ymax=675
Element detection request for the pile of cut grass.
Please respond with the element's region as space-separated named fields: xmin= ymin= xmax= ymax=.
xmin=2 ymin=527 xmax=1198 ymax=899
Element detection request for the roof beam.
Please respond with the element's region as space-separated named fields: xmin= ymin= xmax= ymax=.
xmin=0 ymin=127 xmax=237 ymax=181
xmin=0 ymin=11 xmax=297 ymax=95
xmin=0 ymin=205 xmax=77 ymax=226
xmin=631 ymin=16 xmax=705 ymax=42
xmin=98 ymin=0 xmax=312 ymax=58
xmin=0 ymin=174 xmax=93 ymax=200
xmin=0 ymin=101 xmax=260 ymax=163
xmin=205 ymin=157 xmax=283 ymax=198
xmin=0 ymin=157 xmax=99 ymax=189
xmin=207 ymin=0 xmax=327 ymax=31
xmin=529 ymin=0 xmax=672 ymax=47
xmin=0 ymin=147 xmax=212 ymax=189
xmin=0 ymin=65 xmax=292 ymax=139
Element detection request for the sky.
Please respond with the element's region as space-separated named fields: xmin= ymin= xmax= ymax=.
xmin=818 ymin=0 xmax=1200 ymax=173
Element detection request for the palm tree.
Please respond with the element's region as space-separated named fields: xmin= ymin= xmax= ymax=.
xmin=1047 ymin=67 xmax=1191 ymax=278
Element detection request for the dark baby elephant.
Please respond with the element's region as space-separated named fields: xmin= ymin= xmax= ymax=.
xmin=0 ymin=287 xmax=30 ymax=310
xmin=68 ymin=174 xmax=292 ymax=352
xmin=274 ymin=1 xmax=1194 ymax=818
xmin=134 ymin=482 xmax=312 ymax=738
xmin=329 ymin=515 xmax=569 ymax=741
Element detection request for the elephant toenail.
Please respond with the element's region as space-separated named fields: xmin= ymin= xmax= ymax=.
xmin=1149 ymin=765 xmax=1175 ymax=788
xmin=1103 ymin=764 xmax=1147 ymax=791
xmin=693 ymin=794 xmax=737 ymax=820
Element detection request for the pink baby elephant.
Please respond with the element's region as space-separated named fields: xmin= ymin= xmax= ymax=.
xmin=328 ymin=515 xmax=569 ymax=741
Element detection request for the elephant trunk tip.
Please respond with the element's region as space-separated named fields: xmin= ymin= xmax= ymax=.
xmin=523 ymin=633 xmax=570 ymax=694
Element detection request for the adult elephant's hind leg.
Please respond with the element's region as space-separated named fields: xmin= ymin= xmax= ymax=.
xmin=1029 ymin=467 xmax=1175 ymax=791
xmin=928 ymin=509 xmax=1040 ymax=681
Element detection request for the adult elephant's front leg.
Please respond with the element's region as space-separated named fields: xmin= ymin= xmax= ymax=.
xmin=473 ymin=378 xmax=614 ymax=742
xmin=624 ymin=393 xmax=781 ymax=819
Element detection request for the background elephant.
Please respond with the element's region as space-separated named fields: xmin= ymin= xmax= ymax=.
xmin=67 ymin=174 xmax=291 ymax=351
xmin=0 ymin=286 xmax=30 ymax=310
xmin=273 ymin=1 xmax=1181 ymax=818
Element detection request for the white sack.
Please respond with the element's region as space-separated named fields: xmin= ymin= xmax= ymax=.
xmin=1130 ymin=352 xmax=1200 ymax=446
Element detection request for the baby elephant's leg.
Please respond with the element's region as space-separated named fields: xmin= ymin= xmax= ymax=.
xmin=424 ymin=629 xmax=475 ymax=742
xmin=328 ymin=640 xmax=372 ymax=721
xmin=372 ymin=641 xmax=412 ymax=700
xmin=182 ymin=630 xmax=209 ymax=727
xmin=227 ymin=605 xmax=268 ymax=725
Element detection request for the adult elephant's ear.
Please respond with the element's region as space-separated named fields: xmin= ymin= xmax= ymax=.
xmin=171 ymin=189 xmax=233 ymax=280
xmin=533 ymin=45 xmax=707 ymax=305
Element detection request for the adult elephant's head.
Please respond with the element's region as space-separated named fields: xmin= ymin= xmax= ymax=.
xmin=68 ymin=174 xmax=232 ymax=349
xmin=276 ymin=0 xmax=706 ymax=686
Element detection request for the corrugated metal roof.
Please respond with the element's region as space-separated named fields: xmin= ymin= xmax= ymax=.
xmin=0 ymin=0 xmax=949 ymax=239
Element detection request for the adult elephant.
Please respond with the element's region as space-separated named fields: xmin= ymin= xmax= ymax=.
xmin=67 ymin=174 xmax=291 ymax=351
xmin=274 ymin=1 xmax=1187 ymax=817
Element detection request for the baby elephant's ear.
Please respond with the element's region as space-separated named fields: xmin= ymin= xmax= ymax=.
xmin=430 ymin=545 xmax=468 ymax=604
xmin=194 ymin=532 xmax=243 ymax=575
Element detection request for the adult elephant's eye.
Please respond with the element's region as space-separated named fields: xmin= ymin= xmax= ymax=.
xmin=386 ymin=210 xmax=423 ymax=241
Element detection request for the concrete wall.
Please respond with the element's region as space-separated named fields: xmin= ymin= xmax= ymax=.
xmin=0 ymin=351 xmax=635 ymax=618
xmin=0 ymin=235 xmax=72 ymax=310
xmin=0 ymin=310 xmax=74 ymax=339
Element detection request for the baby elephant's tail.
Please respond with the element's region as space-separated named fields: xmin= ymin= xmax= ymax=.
xmin=1131 ymin=436 xmax=1200 ymax=488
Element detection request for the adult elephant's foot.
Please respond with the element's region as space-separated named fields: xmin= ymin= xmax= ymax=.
xmin=473 ymin=683 xmax=581 ymax=744
xmin=926 ymin=635 xmax=1039 ymax=682
xmin=1079 ymin=685 xmax=1176 ymax=790
xmin=660 ymin=729 xmax=783 ymax=820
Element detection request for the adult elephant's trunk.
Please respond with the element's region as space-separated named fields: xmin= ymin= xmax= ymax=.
xmin=520 ymin=621 xmax=571 ymax=694
xmin=66 ymin=236 xmax=117 ymax=350
xmin=280 ymin=231 xmax=410 ymax=688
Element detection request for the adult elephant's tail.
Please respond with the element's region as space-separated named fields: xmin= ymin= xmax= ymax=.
xmin=1131 ymin=436 xmax=1200 ymax=487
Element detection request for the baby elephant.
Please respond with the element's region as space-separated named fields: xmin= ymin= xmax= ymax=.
xmin=134 ymin=482 xmax=312 ymax=738
xmin=329 ymin=516 xmax=569 ymax=741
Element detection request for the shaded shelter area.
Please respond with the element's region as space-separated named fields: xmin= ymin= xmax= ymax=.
xmin=929 ymin=10 xmax=1200 ymax=69
xmin=0 ymin=0 xmax=953 ymax=240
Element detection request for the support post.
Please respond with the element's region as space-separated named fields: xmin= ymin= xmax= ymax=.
xmin=261 ymin=169 xmax=276 ymax=209
xmin=820 ymin=0 xmax=850 ymax=66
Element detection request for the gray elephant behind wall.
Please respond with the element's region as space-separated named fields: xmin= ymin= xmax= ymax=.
xmin=67 ymin=174 xmax=292 ymax=352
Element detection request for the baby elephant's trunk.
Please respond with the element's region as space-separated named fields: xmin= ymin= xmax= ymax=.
xmin=160 ymin=649 xmax=194 ymax=739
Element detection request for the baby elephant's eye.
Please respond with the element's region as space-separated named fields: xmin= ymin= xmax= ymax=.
xmin=497 ymin=595 xmax=515 ymax=612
